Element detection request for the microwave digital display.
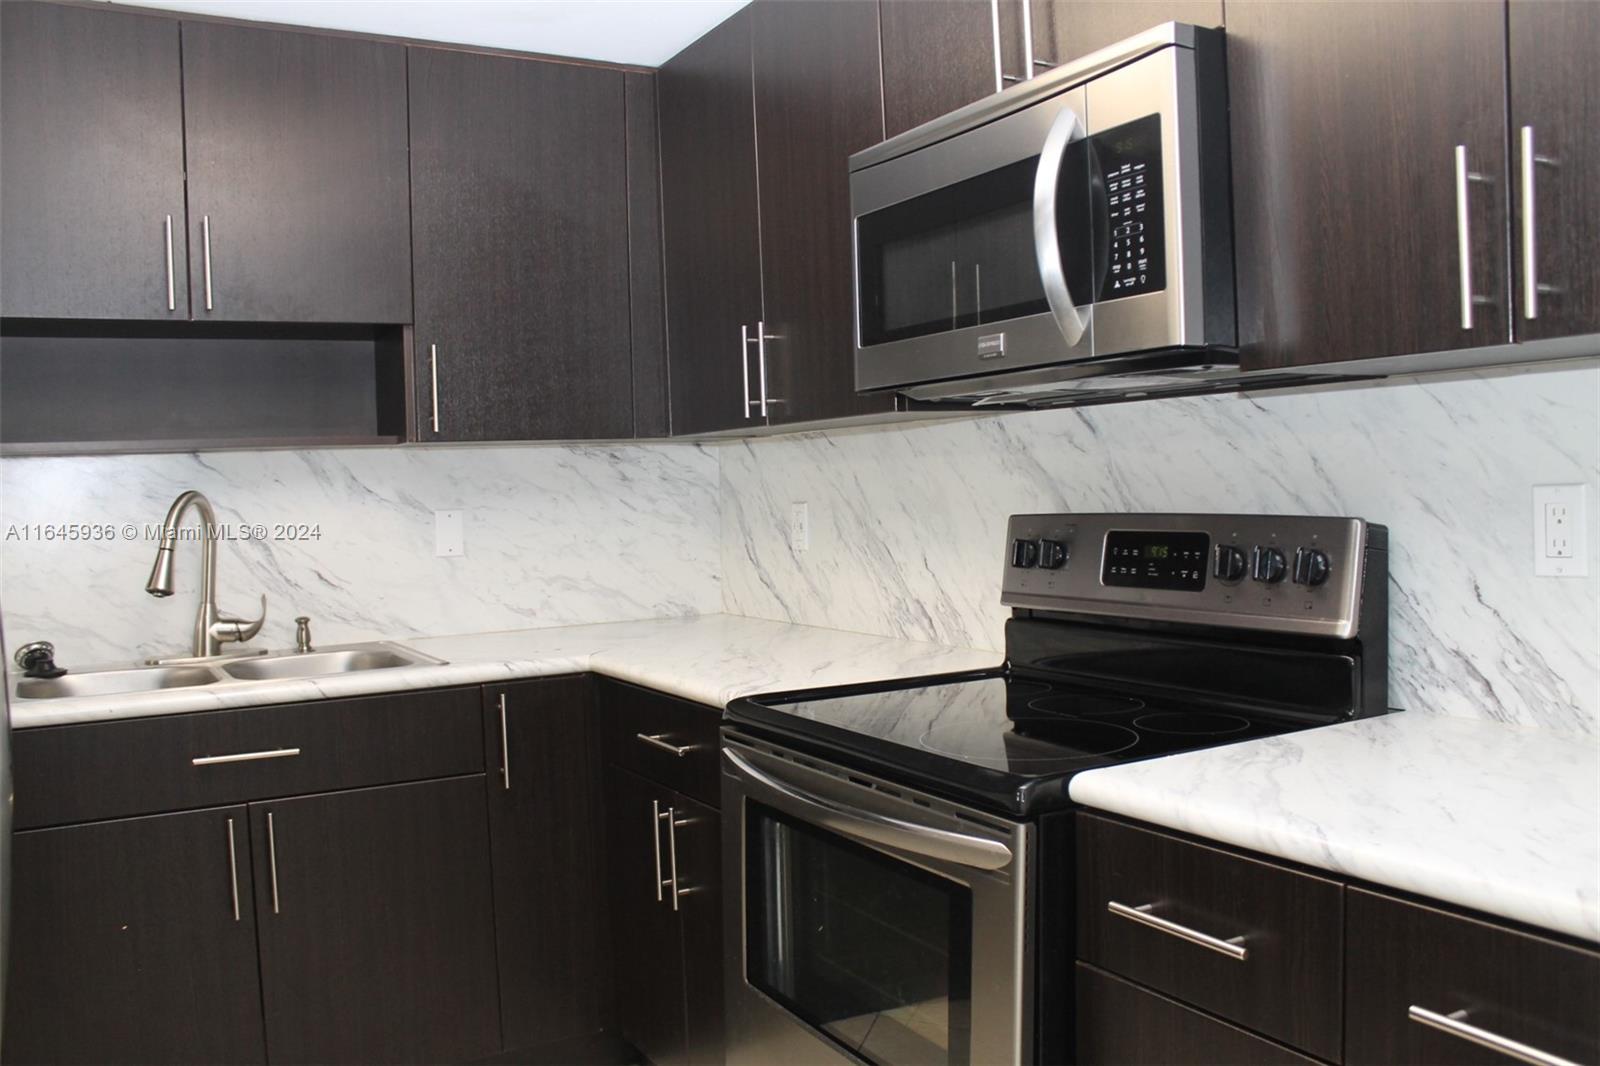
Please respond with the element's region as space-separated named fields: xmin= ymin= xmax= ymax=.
xmin=1102 ymin=529 xmax=1208 ymax=591
xmin=1093 ymin=114 xmax=1166 ymax=301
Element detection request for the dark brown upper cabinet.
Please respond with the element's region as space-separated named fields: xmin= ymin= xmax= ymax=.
xmin=181 ymin=21 xmax=412 ymax=324
xmin=659 ymin=0 xmax=894 ymax=435
xmin=1508 ymin=0 xmax=1600 ymax=341
xmin=1228 ymin=1 xmax=1512 ymax=371
xmin=409 ymin=47 xmax=636 ymax=442
xmin=0 ymin=2 xmax=189 ymax=320
xmin=1030 ymin=0 xmax=1223 ymax=69
xmin=879 ymin=0 xmax=1007 ymax=138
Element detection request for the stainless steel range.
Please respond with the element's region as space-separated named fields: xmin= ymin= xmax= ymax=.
xmin=721 ymin=513 xmax=1390 ymax=1065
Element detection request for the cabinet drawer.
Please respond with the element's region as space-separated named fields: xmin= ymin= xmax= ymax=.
xmin=1346 ymin=887 xmax=1600 ymax=1065
xmin=1077 ymin=814 xmax=1344 ymax=1060
xmin=600 ymin=678 xmax=720 ymax=808
xmin=1076 ymin=964 xmax=1319 ymax=1066
xmin=13 ymin=687 xmax=484 ymax=828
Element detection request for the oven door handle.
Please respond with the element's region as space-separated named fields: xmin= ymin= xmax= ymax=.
xmin=1033 ymin=103 xmax=1092 ymax=348
xmin=723 ymin=748 xmax=1014 ymax=872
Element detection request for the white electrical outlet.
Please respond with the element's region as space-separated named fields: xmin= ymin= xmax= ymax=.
xmin=1533 ymin=485 xmax=1588 ymax=577
xmin=790 ymin=502 xmax=810 ymax=552
xmin=434 ymin=509 xmax=464 ymax=558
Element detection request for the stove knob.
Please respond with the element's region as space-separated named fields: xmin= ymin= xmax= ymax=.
xmin=1212 ymin=544 xmax=1247 ymax=583
xmin=1292 ymin=547 xmax=1332 ymax=587
xmin=1251 ymin=545 xmax=1287 ymax=584
xmin=1011 ymin=538 xmax=1039 ymax=569
xmin=1037 ymin=539 xmax=1068 ymax=570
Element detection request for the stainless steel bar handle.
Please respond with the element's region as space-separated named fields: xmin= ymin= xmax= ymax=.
xmin=192 ymin=747 xmax=301 ymax=766
xmin=202 ymin=214 xmax=214 ymax=311
xmin=755 ymin=319 xmax=770 ymax=418
xmin=164 ymin=215 xmax=176 ymax=312
xmin=1454 ymin=145 xmax=1493 ymax=330
xmin=1519 ymin=125 xmax=1561 ymax=320
xmin=428 ymin=344 xmax=441 ymax=434
xmin=666 ymin=805 xmax=681 ymax=913
xmin=989 ymin=0 xmax=1004 ymax=91
xmin=266 ymin=811 xmax=280 ymax=915
xmin=636 ymin=732 xmax=695 ymax=757
xmin=1020 ymin=0 xmax=1034 ymax=78
xmin=1106 ymin=900 xmax=1249 ymax=961
xmin=741 ymin=324 xmax=755 ymax=418
xmin=1408 ymin=1006 xmax=1578 ymax=1066
xmin=1034 ymin=104 xmax=1091 ymax=346
xmin=651 ymin=799 xmax=665 ymax=902
xmin=498 ymin=693 xmax=510 ymax=791
xmin=226 ymin=816 xmax=241 ymax=922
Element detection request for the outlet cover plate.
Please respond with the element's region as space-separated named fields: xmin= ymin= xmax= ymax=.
xmin=434 ymin=509 xmax=464 ymax=558
xmin=1533 ymin=485 xmax=1588 ymax=577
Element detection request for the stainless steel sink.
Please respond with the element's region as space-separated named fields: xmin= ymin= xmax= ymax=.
xmin=12 ymin=641 xmax=446 ymax=700
xmin=219 ymin=643 xmax=442 ymax=681
xmin=15 ymin=665 xmax=221 ymax=700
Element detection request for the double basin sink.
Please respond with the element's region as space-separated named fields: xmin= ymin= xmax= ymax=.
xmin=15 ymin=642 xmax=445 ymax=700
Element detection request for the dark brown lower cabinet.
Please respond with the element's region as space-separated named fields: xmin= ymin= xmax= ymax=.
xmin=484 ymin=678 xmax=610 ymax=1053
xmin=605 ymin=753 xmax=723 ymax=1066
xmin=2 ymin=805 xmax=267 ymax=1065
xmin=250 ymin=776 xmax=501 ymax=1065
xmin=1076 ymin=964 xmax=1318 ymax=1066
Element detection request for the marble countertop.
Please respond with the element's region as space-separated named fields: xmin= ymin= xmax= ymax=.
xmin=7 ymin=613 xmax=1001 ymax=729
xmin=1070 ymin=712 xmax=1600 ymax=943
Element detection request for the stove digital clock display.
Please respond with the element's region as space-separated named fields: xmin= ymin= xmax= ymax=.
xmin=1102 ymin=530 xmax=1210 ymax=591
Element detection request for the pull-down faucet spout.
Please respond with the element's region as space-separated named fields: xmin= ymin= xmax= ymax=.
xmin=146 ymin=490 xmax=266 ymax=658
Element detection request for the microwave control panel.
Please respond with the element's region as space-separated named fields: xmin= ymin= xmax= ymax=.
xmin=1096 ymin=114 xmax=1166 ymax=301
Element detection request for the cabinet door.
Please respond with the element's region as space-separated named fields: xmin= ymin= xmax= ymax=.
xmin=1509 ymin=0 xmax=1600 ymax=340
xmin=0 ymin=1 xmax=187 ymax=320
xmin=607 ymin=766 xmax=689 ymax=1064
xmin=670 ymin=791 xmax=725 ymax=1066
xmin=879 ymin=0 xmax=1000 ymax=138
xmin=659 ymin=8 xmax=766 ymax=436
xmin=181 ymin=21 xmax=411 ymax=323
xmin=1030 ymin=0 xmax=1223 ymax=69
xmin=410 ymin=47 xmax=634 ymax=442
xmin=3 ymin=806 xmax=266 ymax=1064
xmin=753 ymin=0 xmax=896 ymax=426
xmin=484 ymin=678 xmax=609 ymax=1051
xmin=250 ymin=777 xmax=500 ymax=1065
xmin=1228 ymin=2 xmax=1511 ymax=370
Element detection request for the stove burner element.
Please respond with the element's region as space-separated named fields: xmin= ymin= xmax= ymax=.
xmin=918 ymin=718 xmax=1141 ymax=768
xmin=1132 ymin=711 xmax=1251 ymax=736
xmin=1027 ymin=693 xmax=1145 ymax=717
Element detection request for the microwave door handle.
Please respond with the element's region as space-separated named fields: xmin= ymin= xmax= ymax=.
xmin=723 ymin=747 xmax=1013 ymax=871
xmin=1033 ymin=104 xmax=1092 ymax=347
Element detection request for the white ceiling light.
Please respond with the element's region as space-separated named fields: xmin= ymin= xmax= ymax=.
xmin=104 ymin=0 xmax=751 ymax=67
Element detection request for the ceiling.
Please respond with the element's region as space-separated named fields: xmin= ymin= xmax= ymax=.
xmin=105 ymin=0 xmax=751 ymax=67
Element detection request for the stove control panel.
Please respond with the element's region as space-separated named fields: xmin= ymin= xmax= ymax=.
xmin=1002 ymin=513 xmax=1385 ymax=639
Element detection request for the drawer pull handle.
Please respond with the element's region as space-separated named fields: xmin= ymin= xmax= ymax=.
xmin=636 ymin=732 xmax=696 ymax=758
xmin=1107 ymin=900 xmax=1249 ymax=961
xmin=192 ymin=747 xmax=301 ymax=766
xmin=1408 ymin=1006 xmax=1578 ymax=1066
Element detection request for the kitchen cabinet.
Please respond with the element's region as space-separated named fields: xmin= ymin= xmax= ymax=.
xmin=2 ymin=806 xmax=267 ymax=1064
xmin=1508 ymin=0 xmax=1600 ymax=339
xmin=600 ymin=679 xmax=724 ymax=1065
xmin=180 ymin=21 xmax=411 ymax=324
xmin=250 ymin=777 xmax=501 ymax=1065
xmin=483 ymin=678 xmax=611 ymax=1053
xmin=1228 ymin=1 xmax=1513 ymax=371
xmin=1029 ymin=0 xmax=1223 ymax=69
xmin=659 ymin=0 xmax=894 ymax=435
xmin=0 ymin=1 xmax=188 ymax=320
xmin=409 ymin=46 xmax=635 ymax=442
xmin=879 ymin=0 xmax=1007 ymax=138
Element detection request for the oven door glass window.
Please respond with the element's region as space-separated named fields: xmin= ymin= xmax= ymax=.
xmin=745 ymin=803 xmax=974 ymax=1065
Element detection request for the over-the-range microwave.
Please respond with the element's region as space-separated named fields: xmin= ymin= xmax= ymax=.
xmin=850 ymin=23 xmax=1239 ymax=408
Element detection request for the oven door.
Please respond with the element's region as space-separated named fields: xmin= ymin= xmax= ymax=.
xmin=722 ymin=738 xmax=1032 ymax=1066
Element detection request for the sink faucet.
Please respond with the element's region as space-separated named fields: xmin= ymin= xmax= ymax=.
xmin=145 ymin=490 xmax=266 ymax=658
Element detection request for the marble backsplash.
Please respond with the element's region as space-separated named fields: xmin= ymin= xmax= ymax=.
xmin=721 ymin=366 xmax=1600 ymax=737
xmin=1 ymin=443 xmax=721 ymax=665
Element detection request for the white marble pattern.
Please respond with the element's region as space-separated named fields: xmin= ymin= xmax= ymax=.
xmin=1 ymin=443 xmax=722 ymax=665
xmin=721 ymin=366 xmax=1600 ymax=736
xmin=1069 ymin=712 xmax=1600 ymax=942
xmin=7 ymin=614 xmax=1001 ymax=728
